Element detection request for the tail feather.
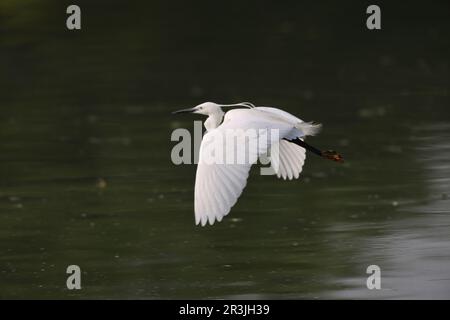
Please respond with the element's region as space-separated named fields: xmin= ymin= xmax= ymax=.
xmin=295 ymin=121 xmax=322 ymax=136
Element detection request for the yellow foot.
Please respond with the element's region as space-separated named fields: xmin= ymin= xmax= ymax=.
xmin=321 ymin=150 xmax=344 ymax=163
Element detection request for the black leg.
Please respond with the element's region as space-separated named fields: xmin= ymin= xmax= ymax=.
xmin=284 ymin=138 xmax=344 ymax=163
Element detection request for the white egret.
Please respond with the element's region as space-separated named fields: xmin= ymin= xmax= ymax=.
xmin=173 ymin=102 xmax=343 ymax=226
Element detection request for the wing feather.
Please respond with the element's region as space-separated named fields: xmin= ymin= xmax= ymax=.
xmin=272 ymin=140 xmax=306 ymax=180
xmin=195 ymin=124 xmax=256 ymax=226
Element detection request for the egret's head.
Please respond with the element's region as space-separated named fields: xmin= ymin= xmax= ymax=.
xmin=172 ymin=102 xmax=222 ymax=116
xmin=172 ymin=101 xmax=255 ymax=116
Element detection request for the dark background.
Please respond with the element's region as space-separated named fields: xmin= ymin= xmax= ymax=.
xmin=2 ymin=1 xmax=448 ymax=106
xmin=0 ymin=0 xmax=449 ymax=299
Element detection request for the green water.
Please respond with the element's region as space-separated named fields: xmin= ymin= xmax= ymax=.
xmin=0 ymin=1 xmax=449 ymax=299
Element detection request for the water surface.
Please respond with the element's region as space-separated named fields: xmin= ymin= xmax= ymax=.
xmin=0 ymin=1 xmax=449 ymax=299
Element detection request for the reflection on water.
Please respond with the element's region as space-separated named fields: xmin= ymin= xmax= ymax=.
xmin=0 ymin=1 xmax=449 ymax=299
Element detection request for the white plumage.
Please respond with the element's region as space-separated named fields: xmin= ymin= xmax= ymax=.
xmin=173 ymin=102 xmax=322 ymax=226
xmin=274 ymin=139 xmax=306 ymax=180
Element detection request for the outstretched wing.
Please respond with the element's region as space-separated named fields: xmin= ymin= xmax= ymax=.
xmin=195 ymin=161 xmax=251 ymax=226
xmin=194 ymin=121 xmax=264 ymax=226
xmin=194 ymin=108 xmax=305 ymax=226
xmin=270 ymin=139 xmax=306 ymax=180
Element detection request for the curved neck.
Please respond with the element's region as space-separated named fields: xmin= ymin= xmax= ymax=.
xmin=204 ymin=111 xmax=224 ymax=131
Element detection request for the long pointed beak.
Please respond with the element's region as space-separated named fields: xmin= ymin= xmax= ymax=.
xmin=172 ymin=107 xmax=196 ymax=115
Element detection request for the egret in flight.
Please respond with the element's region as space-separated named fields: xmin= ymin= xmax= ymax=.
xmin=173 ymin=102 xmax=343 ymax=226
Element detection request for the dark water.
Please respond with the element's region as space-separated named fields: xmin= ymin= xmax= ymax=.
xmin=0 ymin=1 xmax=449 ymax=299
